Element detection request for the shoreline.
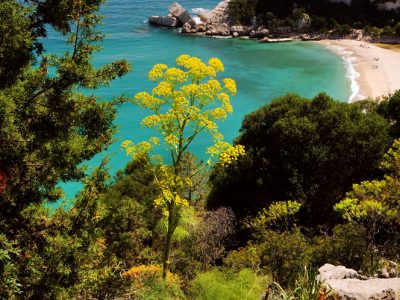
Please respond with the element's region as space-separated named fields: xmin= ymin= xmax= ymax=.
xmin=315 ymin=39 xmax=400 ymax=102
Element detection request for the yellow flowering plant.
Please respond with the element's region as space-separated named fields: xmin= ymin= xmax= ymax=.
xmin=122 ymin=55 xmax=245 ymax=279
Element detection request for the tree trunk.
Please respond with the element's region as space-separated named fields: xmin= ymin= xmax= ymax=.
xmin=162 ymin=206 xmax=176 ymax=279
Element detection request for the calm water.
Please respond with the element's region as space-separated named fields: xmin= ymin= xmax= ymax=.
xmin=46 ymin=0 xmax=350 ymax=199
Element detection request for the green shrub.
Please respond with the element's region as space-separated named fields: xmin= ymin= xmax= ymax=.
xmin=311 ymin=223 xmax=367 ymax=271
xmin=229 ymin=0 xmax=256 ymax=25
xmin=189 ymin=268 xmax=269 ymax=300
xmin=257 ymin=229 xmax=311 ymax=286
xmin=224 ymin=246 xmax=261 ymax=271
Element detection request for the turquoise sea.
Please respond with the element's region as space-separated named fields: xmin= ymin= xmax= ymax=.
xmin=46 ymin=0 xmax=351 ymax=199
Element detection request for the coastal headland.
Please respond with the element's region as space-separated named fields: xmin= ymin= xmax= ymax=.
xmin=150 ymin=1 xmax=400 ymax=101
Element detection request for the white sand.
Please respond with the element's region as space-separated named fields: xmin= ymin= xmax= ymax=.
xmin=316 ymin=39 xmax=400 ymax=101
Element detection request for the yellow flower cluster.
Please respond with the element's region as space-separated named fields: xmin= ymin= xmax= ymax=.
xmin=176 ymin=54 xmax=201 ymax=69
xmin=208 ymin=79 xmax=222 ymax=91
xmin=175 ymin=54 xmax=224 ymax=82
xmin=218 ymin=93 xmax=233 ymax=113
xmin=219 ymin=144 xmax=246 ymax=167
xmin=141 ymin=115 xmax=161 ymax=128
xmin=180 ymin=83 xmax=198 ymax=97
xmin=211 ymin=107 xmax=227 ymax=120
xmin=206 ymin=140 xmax=231 ymax=157
xmin=198 ymin=113 xmax=218 ymax=132
xmin=164 ymin=67 xmax=188 ymax=85
xmin=164 ymin=134 xmax=179 ymax=148
xmin=223 ymin=78 xmax=237 ymax=95
xmin=152 ymin=81 xmax=173 ymax=98
xmin=121 ymin=138 xmax=160 ymax=161
xmin=134 ymin=92 xmax=164 ymax=110
xmin=171 ymin=96 xmax=189 ymax=112
xmin=148 ymin=64 xmax=168 ymax=82
xmin=208 ymin=57 xmax=224 ymax=72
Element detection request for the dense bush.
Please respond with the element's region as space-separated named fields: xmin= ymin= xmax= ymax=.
xmin=256 ymin=229 xmax=311 ymax=286
xmin=208 ymin=93 xmax=390 ymax=227
xmin=310 ymin=223 xmax=367 ymax=271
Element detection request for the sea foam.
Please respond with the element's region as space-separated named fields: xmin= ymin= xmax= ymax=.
xmin=327 ymin=45 xmax=362 ymax=102
xmin=191 ymin=7 xmax=209 ymax=14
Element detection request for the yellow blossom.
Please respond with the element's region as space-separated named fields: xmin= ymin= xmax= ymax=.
xmin=148 ymin=64 xmax=168 ymax=81
xmin=223 ymin=78 xmax=237 ymax=95
xmin=208 ymin=57 xmax=224 ymax=72
xmin=164 ymin=67 xmax=188 ymax=85
xmin=152 ymin=81 xmax=173 ymax=98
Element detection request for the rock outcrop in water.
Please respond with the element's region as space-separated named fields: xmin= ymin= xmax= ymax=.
xmin=147 ymin=2 xmax=194 ymax=28
xmin=148 ymin=16 xmax=180 ymax=27
xmin=318 ymin=264 xmax=400 ymax=300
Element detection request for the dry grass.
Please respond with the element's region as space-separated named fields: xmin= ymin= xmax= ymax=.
xmin=374 ymin=43 xmax=400 ymax=52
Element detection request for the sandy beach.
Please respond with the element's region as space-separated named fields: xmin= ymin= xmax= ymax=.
xmin=316 ymin=39 xmax=400 ymax=101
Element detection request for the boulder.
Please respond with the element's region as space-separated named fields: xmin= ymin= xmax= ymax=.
xmin=249 ymin=27 xmax=269 ymax=38
xmin=148 ymin=16 xmax=180 ymax=27
xmin=168 ymin=2 xmax=195 ymax=26
xmin=205 ymin=23 xmax=231 ymax=36
xmin=182 ymin=22 xmax=193 ymax=33
xmin=230 ymin=25 xmax=250 ymax=36
xmin=325 ymin=278 xmax=400 ymax=300
xmin=379 ymin=268 xmax=391 ymax=279
xmin=318 ymin=264 xmax=361 ymax=281
xmin=198 ymin=0 xmax=231 ymax=25
xmin=318 ymin=264 xmax=400 ymax=300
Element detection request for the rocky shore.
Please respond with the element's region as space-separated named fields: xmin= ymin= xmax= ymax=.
xmin=148 ymin=1 xmax=400 ymax=44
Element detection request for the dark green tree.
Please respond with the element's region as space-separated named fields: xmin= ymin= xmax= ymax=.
xmin=377 ymin=90 xmax=400 ymax=138
xmin=208 ymin=93 xmax=390 ymax=227
xmin=0 ymin=0 xmax=130 ymax=233
xmin=0 ymin=0 xmax=130 ymax=297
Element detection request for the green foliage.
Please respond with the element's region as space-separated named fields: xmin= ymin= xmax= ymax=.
xmin=225 ymin=246 xmax=261 ymax=272
xmin=13 ymin=162 xmax=127 ymax=299
xmin=229 ymin=0 xmax=256 ymax=25
xmin=0 ymin=1 xmax=33 ymax=88
xmin=377 ymin=90 xmax=400 ymax=138
xmin=334 ymin=138 xmax=400 ymax=272
xmin=0 ymin=0 xmax=130 ymax=233
xmin=256 ymin=229 xmax=311 ymax=286
xmin=251 ymin=201 xmax=302 ymax=232
xmin=208 ymin=93 xmax=390 ymax=228
xmin=0 ymin=0 xmax=130 ymax=296
xmin=292 ymin=266 xmax=325 ymax=300
xmin=189 ymin=268 xmax=269 ymax=300
xmin=266 ymin=266 xmax=326 ymax=300
xmin=0 ymin=234 xmax=21 ymax=297
xmin=101 ymin=158 xmax=159 ymax=268
xmin=311 ymin=223 xmax=367 ymax=270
